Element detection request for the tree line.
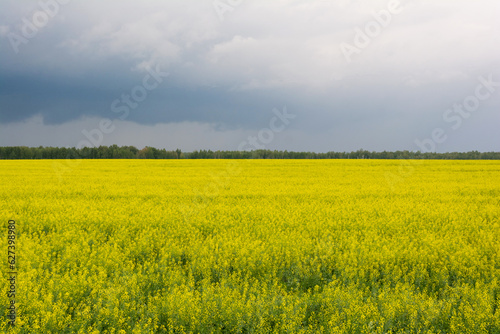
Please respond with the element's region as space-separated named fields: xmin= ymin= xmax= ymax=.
xmin=0 ymin=145 xmax=499 ymax=160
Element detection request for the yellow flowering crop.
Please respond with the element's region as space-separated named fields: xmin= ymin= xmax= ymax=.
xmin=0 ymin=159 xmax=499 ymax=333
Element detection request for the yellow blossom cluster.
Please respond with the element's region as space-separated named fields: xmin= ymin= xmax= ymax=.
xmin=0 ymin=159 xmax=499 ymax=333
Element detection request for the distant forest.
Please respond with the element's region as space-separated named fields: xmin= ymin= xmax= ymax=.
xmin=0 ymin=145 xmax=499 ymax=160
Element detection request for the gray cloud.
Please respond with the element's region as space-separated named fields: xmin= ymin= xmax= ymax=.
xmin=0 ymin=0 xmax=499 ymax=151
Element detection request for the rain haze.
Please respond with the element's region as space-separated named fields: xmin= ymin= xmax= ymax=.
xmin=1 ymin=0 xmax=499 ymax=152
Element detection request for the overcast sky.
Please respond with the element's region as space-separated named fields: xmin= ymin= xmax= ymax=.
xmin=0 ymin=0 xmax=499 ymax=152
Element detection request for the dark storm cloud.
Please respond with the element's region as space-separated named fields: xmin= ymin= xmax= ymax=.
xmin=0 ymin=0 xmax=499 ymax=151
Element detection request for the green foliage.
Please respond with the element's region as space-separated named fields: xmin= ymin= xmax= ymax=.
xmin=0 ymin=146 xmax=499 ymax=160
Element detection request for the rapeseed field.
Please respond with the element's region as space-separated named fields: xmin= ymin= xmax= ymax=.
xmin=1 ymin=159 xmax=499 ymax=333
